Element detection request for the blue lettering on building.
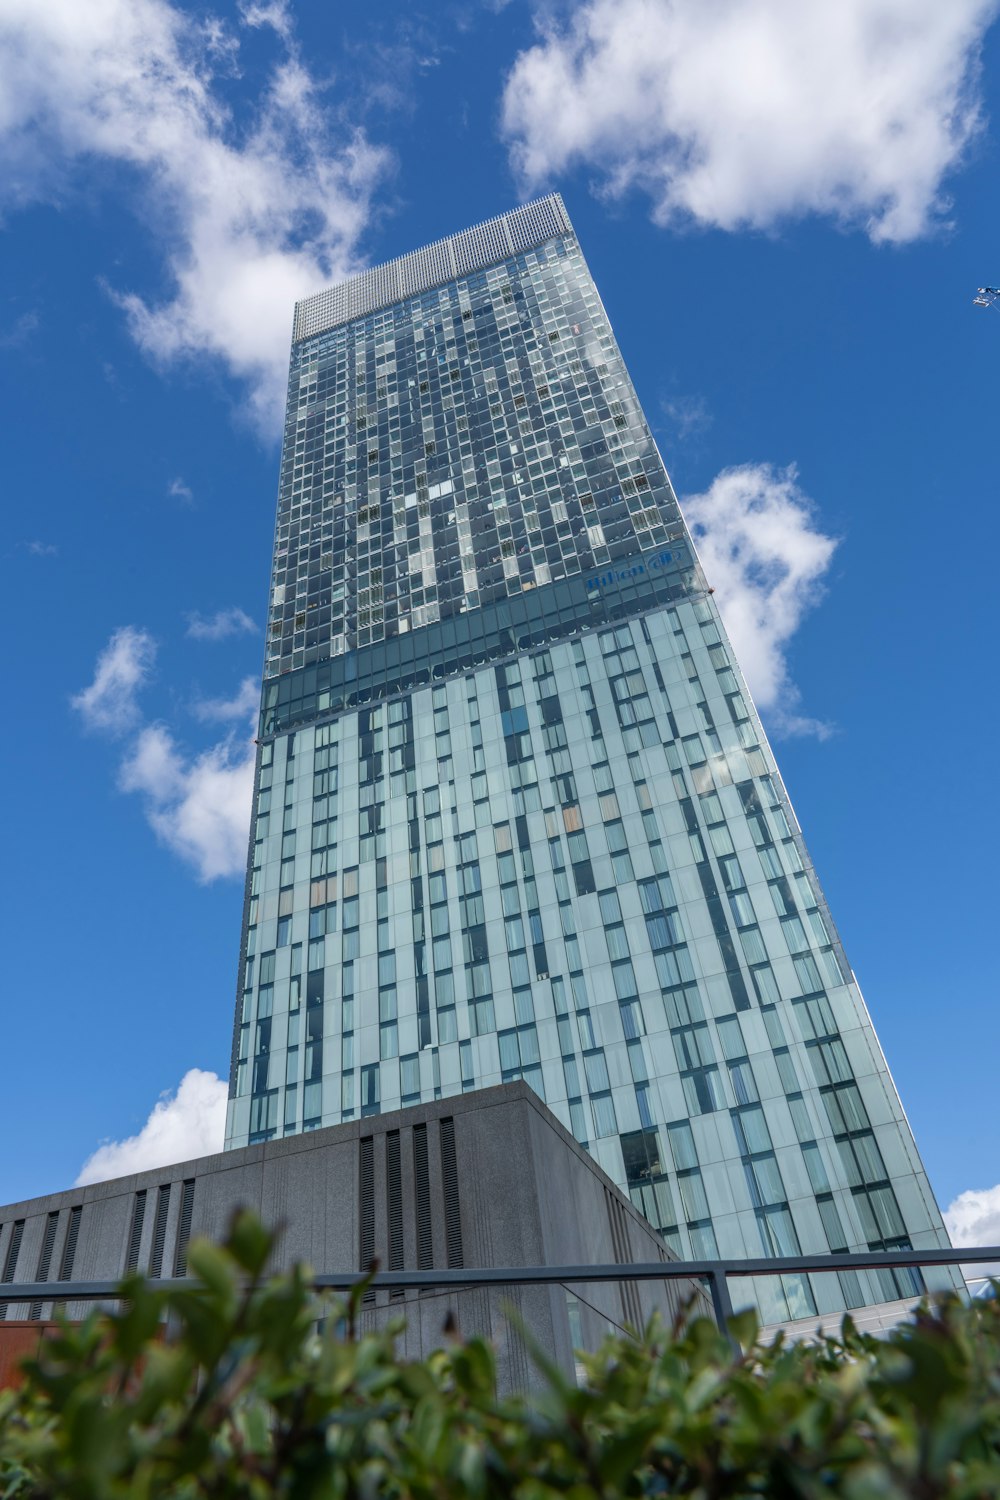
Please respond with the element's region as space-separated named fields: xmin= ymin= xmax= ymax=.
xmin=585 ymin=550 xmax=674 ymax=592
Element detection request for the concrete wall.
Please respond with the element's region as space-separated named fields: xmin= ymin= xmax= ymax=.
xmin=0 ymin=1083 xmax=708 ymax=1390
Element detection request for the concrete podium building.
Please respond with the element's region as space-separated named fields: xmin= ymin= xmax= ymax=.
xmin=0 ymin=1085 xmax=708 ymax=1390
xmin=223 ymin=195 xmax=957 ymax=1325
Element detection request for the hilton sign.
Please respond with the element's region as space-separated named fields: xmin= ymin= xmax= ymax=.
xmin=585 ymin=549 xmax=674 ymax=592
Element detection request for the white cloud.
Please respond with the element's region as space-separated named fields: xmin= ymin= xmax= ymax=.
xmin=187 ymin=606 xmax=258 ymax=641
xmin=502 ymin=0 xmax=997 ymax=243
xmin=71 ymin=625 xmax=156 ymax=736
xmin=682 ymin=463 xmax=837 ymax=737
xmin=660 ymin=392 xmax=711 ymax=443
xmin=238 ymin=0 xmax=292 ymax=41
xmin=75 ymin=1068 xmax=228 ymax=1186
xmin=944 ymin=1183 xmax=1000 ymax=1285
xmin=192 ymin=675 xmax=259 ymax=723
xmin=0 ymin=309 xmax=39 ymax=348
xmin=25 ymin=539 xmax=58 ymax=556
xmin=168 ymin=476 xmax=194 ymax=505
xmin=0 ymin=0 xmax=391 ymax=430
xmin=119 ymin=722 xmax=255 ymax=882
xmin=72 ymin=622 xmax=254 ymax=879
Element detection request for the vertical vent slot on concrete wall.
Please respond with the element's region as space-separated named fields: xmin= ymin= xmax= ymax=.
xmin=174 ymin=1180 xmax=196 ymax=1276
xmin=359 ymin=1136 xmax=375 ymax=1305
xmin=149 ymin=1185 xmax=172 ymax=1279
xmin=126 ymin=1190 xmax=147 ymax=1273
xmin=604 ymin=1190 xmax=642 ymax=1331
xmin=439 ymin=1117 xmax=464 ymax=1269
xmin=386 ymin=1130 xmax=404 ymax=1300
xmin=412 ymin=1123 xmax=433 ymax=1272
xmin=621 ymin=1201 xmax=642 ymax=1328
xmin=54 ymin=1205 xmax=82 ymax=1316
xmin=58 ymin=1206 xmax=82 ymax=1282
xmin=603 ymin=1189 xmax=616 ymax=1254
xmin=29 ymin=1211 xmax=59 ymax=1321
xmin=0 ymin=1219 xmax=25 ymax=1320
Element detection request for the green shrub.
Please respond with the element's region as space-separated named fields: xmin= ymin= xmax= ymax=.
xmin=0 ymin=1212 xmax=997 ymax=1498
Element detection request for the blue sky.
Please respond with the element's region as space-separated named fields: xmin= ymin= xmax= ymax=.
xmin=1 ymin=0 xmax=998 ymax=1249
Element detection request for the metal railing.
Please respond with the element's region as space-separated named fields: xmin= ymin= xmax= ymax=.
xmin=1 ymin=1246 xmax=996 ymax=1343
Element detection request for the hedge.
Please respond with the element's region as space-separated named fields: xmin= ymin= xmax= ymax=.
xmin=0 ymin=1211 xmax=997 ymax=1498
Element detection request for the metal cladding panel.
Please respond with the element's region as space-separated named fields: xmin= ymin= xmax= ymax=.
xmin=399 ymin=238 xmax=454 ymax=299
xmin=292 ymin=195 xmax=571 ymax=342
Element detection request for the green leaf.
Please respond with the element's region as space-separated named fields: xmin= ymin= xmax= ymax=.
xmin=1 ymin=1213 xmax=998 ymax=1500
xmin=226 ymin=1209 xmax=274 ymax=1277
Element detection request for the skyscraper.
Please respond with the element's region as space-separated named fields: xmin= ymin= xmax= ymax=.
xmin=225 ymin=196 xmax=953 ymax=1321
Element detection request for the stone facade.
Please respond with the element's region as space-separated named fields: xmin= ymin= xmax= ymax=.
xmin=0 ymin=1083 xmax=708 ymax=1391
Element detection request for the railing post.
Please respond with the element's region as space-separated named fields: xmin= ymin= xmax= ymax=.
xmin=706 ymin=1269 xmax=739 ymax=1353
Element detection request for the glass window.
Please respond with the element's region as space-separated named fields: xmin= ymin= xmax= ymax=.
xmin=781 ymin=915 xmax=809 ymax=954
xmin=728 ymin=891 xmax=755 ymax=927
xmin=688 ymin=1221 xmax=718 ymax=1258
xmin=817 ymin=1195 xmax=848 ymax=1253
xmin=745 ymin=1154 xmax=785 ymax=1208
xmin=663 ymin=985 xmax=703 ymax=1027
xmin=802 ymin=1142 xmax=830 ymax=1192
xmin=750 ymin=965 xmax=779 ymax=1005
xmin=499 ymin=1030 xmax=520 ymax=1072
xmin=733 ymin=1106 xmax=772 ymax=1155
xmin=598 ymin=890 xmax=622 ymax=924
xmin=469 ymin=997 xmax=496 ymax=1037
xmin=809 ymin=1038 xmax=852 ymax=1086
xmin=361 ymin=1064 xmax=379 ymax=1111
xmin=739 ymin=927 xmax=768 ymax=965
xmin=729 ymin=1059 xmax=758 ymax=1105
xmin=612 ymin=962 xmax=638 ymax=1000
xmin=590 ymin=1092 xmax=617 ymax=1138
xmin=568 ymin=1100 xmax=588 ymax=1144
xmin=774 ymin=1049 xmax=798 ymax=1094
xmin=667 ymin=1121 xmax=698 ymax=1170
xmin=433 ymin=936 xmax=452 ymax=971
xmin=716 ymin=1017 xmax=744 ymax=1061
xmin=682 ymin=1068 xmax=723 ymax=1115
xmin=505 ymin=915 xmax=525 ymax=949
xmin=793 ymin=954 xmax=823 ymax=994
xmin=672 ymin=1024 xmax=714 ymax=1070
xmin=678 ymin=1171 xmax=709 ymax=1221
xmin=583 ymin=1050 xmax=610 ymax=1092
xmin=437 ymin=1006 xmax=457 ymax=1043
xmin=787 ymin=1094 xmax=813 ymax=1143
xmin=756 ymin=1206 xmax=799 ymax=1258
xmin=620 ymin=998 xmax=644 ymax=1040
xmin=853 ymin=1131 xmax=887 ymax=1183
xmin=520 ymin=1026 xmax=540 ymax=1066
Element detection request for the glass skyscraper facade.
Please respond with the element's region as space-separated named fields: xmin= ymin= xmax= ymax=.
xmin=226 ymin=196 xmax=953 ymax=1321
